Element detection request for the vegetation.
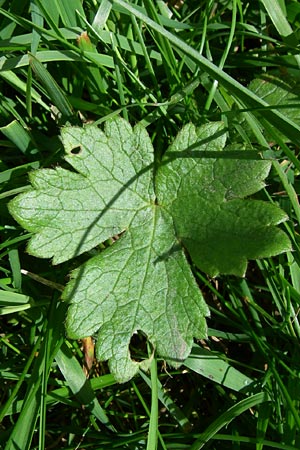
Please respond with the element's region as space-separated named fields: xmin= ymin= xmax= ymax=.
xmin=1 ymin=0 xmax=300 ymax=449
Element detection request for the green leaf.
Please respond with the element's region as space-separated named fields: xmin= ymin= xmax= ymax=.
xmin=9 ymin=119 xmax=154 ymax=263
xmin=8 ymin=117 xmax=291 ymax=382
xmin=247 ymin=71 xmax=300 ymax=143
xmin=64 ymin=205 xmax=209 ymax=382
xmin=156 ymin=122 xmax=291 ymax=276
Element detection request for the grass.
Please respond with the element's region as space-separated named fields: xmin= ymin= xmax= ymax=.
xmin=1 ymin=0 xmax=300 ymax=448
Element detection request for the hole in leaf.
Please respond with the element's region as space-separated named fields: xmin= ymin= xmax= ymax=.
xmin=129 ymin=330 xmax=151 ymax=362
xmin=70 ymin=145 xmax=82 ymax=155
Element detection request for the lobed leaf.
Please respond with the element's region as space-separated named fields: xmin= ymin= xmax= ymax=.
xmin=156 ymin=122 xmax=291 ymax=276
xmin=9 ymin=119 xmax=154 ymax=264
xmin=9 ymin=117 xmax=291 ymax=381
xmin=65 ymin=207 xmax=209 ymax=382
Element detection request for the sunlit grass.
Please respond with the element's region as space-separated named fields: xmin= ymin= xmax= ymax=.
xmin=1 ymin=0 xmax=300 ymax=449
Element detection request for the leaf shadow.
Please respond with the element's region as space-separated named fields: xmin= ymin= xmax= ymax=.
xmin=62 ymin=125 xmax=271 ymax=372
xmin=152 ymin=242 xmax=182 ymax=264
xmin=65 ymin=124 xmax=267 ymax=267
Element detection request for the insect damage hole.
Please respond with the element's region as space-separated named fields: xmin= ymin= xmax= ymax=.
xmin=69 ymin=145 xmax=82 ymax=155
xmin=129 ymin=330 xmax=152 ymax=362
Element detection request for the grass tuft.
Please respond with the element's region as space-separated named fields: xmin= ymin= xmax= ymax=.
xmin=1 ymin=1 xmax=300 ymax=448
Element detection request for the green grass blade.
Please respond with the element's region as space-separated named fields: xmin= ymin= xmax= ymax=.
xmin=256 ymin=403 xmax=273 ymax=450
xmin=0 ymin=161 xmax=39 ymax=184
xmin=0 ymin=336 xmax=42 ymax=422
xmin=2 ymin=373 xmax=117 ymax=417
xmin=27 ymin=1 xmax=43 ymax=117
xmin=0 ymin=71 xmax=49 ymax=111
xmin=131 ymin=14 xmax=159 ymax=94
xmin=271 ymin=363 xmax=300 ymax=432
xmin=55 ymin=0 xmax=86 ymax=27
xmin=3 ymin=325 xmax=47 ymax=450
xmin=0 ymin=0 xmax=27 ymax=40
xmin=0 ymin=290 xmax=33 ymax=305
xmin=30 ymin=0 xmax=63 ymax=36
xmin=92 ymin=0 xmax=112 ymax=33
xmin=261 ymin=0 xmax=299 ymax=43
xmin=262 ymin=0 xmax=300 ymax=67
xmin=205 ymin=0 xmax=237 ymax=111
xmin=184 ymin=345 xmax=253 ymax=392
xmin=77 ymin=31 xmax=108 ymax=98
xmin=30 ymin=1 xmax=43 ymax=55
xmin=139 ymin=370 xmax=192 ymax=431
xmin=0 ymin=50 xmax=115 ymax=71
xmin=55 ymin=342 xmax=116 ymax=431
xmin=143 ymin=0 xmax=178 ymax=84
xmin=272 ymin=160 xmax=300 ymax=225
xmin=0 ymin=120 xmax=37 ymax=154
xmin=29 ymin=52 xmax=73 ymax=118
xmin=113 ymin=0 xmax=300 ymax=146
xmin=190 ymin=392 xmax=270 ymax=450
xmin=146 ymin=355 xmax=159 ymax=450
xmin=26 ymin=66 xmax=33 ymax=117
xmin=2 ymin=300 xmax=66 ymax=450
xmin=211 ymin=434 xmax=298 ymax=449
xmin=8 ymin=248 xmax=21 ymax=290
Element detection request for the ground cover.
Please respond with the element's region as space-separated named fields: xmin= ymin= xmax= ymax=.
xmin=1 ymin=1 xmax=300 ymax=449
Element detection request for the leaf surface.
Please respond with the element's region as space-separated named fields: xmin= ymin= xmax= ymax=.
xmin=9 ymin=119 xmax=154 ymax=264
xmin=241 ymin=71 xmax=300 ymax=143
xmin=65 ymin=207 xmax=209 ymax=381
xmin=156 ymin=122 xmax=291 ymax=276
xmin=9 ymin=117 xmax=291 ymax=381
